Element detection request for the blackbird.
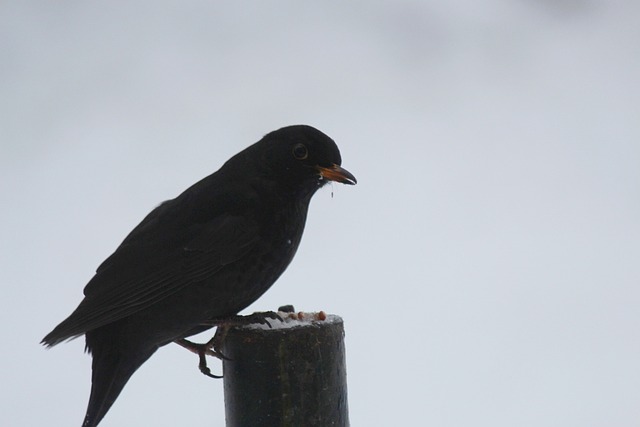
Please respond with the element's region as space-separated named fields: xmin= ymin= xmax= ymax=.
xmin=41 ymin=125 xmax=356 ymax=427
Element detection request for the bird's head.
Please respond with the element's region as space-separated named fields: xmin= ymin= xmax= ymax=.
xmin=256 ymin=125 xmax=357 ymax=196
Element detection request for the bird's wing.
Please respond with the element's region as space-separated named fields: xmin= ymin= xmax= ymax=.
xmin=42 ymin=210 xmax=260 ymax=346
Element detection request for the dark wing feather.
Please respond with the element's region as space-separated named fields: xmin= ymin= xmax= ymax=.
xmin=42 ymin=208 xmax=259 ymax=346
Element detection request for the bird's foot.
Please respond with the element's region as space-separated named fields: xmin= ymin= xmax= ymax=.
xmin=175 ymin=336 xmax=226 ymax=379
xmin=201 ymin=310 xmax=283 ymax=329
xmin=231 ymin=310 xmax=283 ymax=328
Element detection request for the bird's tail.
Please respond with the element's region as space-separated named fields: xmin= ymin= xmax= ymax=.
xmin=82 ymin=341 xmax=155 ymax=427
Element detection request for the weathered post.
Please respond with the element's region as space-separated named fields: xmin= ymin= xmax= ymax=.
xmin=222 ymin=308 xmax=349 ymax=426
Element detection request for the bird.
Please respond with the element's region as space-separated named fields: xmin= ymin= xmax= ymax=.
xmin=41 ymin=125 xmax=357 ymax=427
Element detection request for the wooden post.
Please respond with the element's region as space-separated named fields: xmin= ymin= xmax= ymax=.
xmin=222 ymin=309 xmax=349 ymax=427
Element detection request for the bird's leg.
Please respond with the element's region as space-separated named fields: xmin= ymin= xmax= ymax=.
xmin=175 ymin=311 xmax=284 ymax=378
xmin=175 ymin=336 xmax=225 ymax=379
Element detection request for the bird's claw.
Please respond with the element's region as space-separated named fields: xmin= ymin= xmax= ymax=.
xmin=202 ymin=310 xmax=283 ymax=328
xmin=198 ymin=351 xmax=223 ymax=379
xmin=238 ymin=310 xmax=283 ymax=328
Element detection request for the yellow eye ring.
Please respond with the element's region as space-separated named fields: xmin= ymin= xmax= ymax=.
xmin=292 ymin=143 xmax=308 ymax=160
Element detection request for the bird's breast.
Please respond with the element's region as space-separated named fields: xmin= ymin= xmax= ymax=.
xmin=201 ymin=200 xmax=309 ymax=318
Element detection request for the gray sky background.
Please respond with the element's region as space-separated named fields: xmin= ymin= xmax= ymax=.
xmin=2 ymin=1 xmax=639 ymax=426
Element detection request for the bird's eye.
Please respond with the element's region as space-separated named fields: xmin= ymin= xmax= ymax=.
xmin=292 ymin=143 xmax=308 ymax=160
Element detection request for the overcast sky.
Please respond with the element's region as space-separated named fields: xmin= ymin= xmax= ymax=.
xmin=2 ymin=1 xmax=639 ymax=426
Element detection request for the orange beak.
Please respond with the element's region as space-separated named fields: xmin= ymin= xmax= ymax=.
xmin=316 ymin=164 xmax=357 ymax=185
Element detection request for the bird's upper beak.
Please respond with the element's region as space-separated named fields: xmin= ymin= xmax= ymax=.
xmin=316 ymin=164 xmax=357 ymax=185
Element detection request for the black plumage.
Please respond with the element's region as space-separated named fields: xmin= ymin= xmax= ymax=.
xmin=42 ymin=125 xmax=356 ymax=427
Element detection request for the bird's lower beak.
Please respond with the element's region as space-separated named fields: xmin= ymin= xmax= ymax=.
xmin=316 ymin=164 xmax=357 ymax=185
